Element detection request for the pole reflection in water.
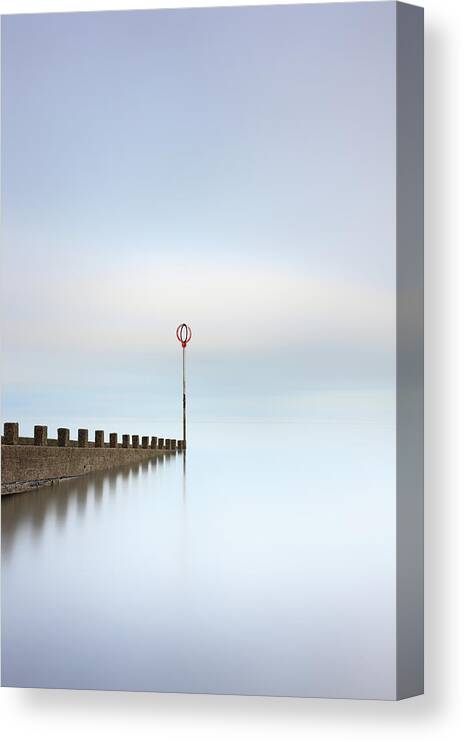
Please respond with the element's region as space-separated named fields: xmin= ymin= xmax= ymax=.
xmin=182 ymin=449 xmax=186 ymax=500
xmin=2 ymin=419 xmax=396 ymax=699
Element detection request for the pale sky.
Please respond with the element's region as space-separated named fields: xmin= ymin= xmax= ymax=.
xmin=1 ymin=3 xmax=397 ymax=432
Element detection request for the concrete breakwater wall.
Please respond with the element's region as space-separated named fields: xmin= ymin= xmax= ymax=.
xmin=1 ymin=423 xmax=185 ymax=496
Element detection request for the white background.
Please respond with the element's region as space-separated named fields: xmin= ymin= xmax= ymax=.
xmin=0 ymin=0 xmax=463 ymax=740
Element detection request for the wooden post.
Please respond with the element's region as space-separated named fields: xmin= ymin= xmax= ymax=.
xmin=3 ymin=422 xmax=19 ymax=445
xmin=95 ymin=430 xmax=104 ymax=448
xmin=122 ymin=434 xmax=130 ymax=448
xmin=78 ymin=429 xmax=88 ymax=448
xmin=58 ymin=428 xmax=70 ymax=447
xmin=132 ymin=435 xmax=140 ymax=448
xmin=151 ymin=436 xmax=158 ymax=449
xmin=157 ymin=438 xmax=164 ymax=449
xmin=142 ymin=436 xmax=149 ymax=449
xmin=109 ymin=433 xmax=118 ymax=448
xmin=34 ymin=425 xmax=48 ymax=446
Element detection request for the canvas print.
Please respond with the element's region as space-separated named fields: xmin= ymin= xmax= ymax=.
xmin=1 ymin=2 xmax=423 ymax=699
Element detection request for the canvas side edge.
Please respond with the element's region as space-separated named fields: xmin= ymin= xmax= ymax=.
xmin=395 ymin=0 xmax=424 ymax=700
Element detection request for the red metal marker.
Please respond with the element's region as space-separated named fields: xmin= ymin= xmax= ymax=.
xmin=176 ymin=324 xmax=192 ymax=446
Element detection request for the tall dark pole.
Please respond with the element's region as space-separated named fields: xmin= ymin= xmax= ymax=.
xmin=182 ymin=343 xmax=186 ymax=445
xmin=176 ymin=324 xmax=192 ymax=448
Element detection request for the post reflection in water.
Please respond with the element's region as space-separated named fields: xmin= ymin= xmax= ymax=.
xmin=2 ymin=457 xmax=170 ymax=554
xmin=2 ymin=421 xmax=396 ymax=699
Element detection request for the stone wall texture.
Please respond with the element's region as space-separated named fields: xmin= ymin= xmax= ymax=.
xmin=1 ymin=445 xmax=173 ymax=495
xmin=1 ymin=422 xmax=186 ymax=495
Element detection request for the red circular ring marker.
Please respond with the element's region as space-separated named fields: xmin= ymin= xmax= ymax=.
xmin=176 ymin=323 xmax=192 ymax=348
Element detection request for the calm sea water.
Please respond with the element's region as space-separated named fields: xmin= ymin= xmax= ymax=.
xmin=2 ymin=416 xmax=396 ymax=698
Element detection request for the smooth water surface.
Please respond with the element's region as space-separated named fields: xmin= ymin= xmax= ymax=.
xmin=2 ymin=418 xmax=396 ymax=698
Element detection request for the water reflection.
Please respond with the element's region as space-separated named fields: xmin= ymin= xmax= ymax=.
xmin=2 ymin=421 xmax=396 ymax=698
xmin=2 ymin=454 xmax=177 ymax=552
xmin=182 ymin=449 xmax=186 ymax=500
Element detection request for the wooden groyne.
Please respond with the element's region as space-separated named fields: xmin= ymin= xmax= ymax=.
xmin=1 ymin=422 xmax=185 ymax=496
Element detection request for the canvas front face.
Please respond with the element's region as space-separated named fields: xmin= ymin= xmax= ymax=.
xmin=1 ymin=2 xmax=423 ymax=700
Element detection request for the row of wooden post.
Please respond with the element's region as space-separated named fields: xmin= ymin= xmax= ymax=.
xmin=2 ymin=422 xmax=185 ymax=451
